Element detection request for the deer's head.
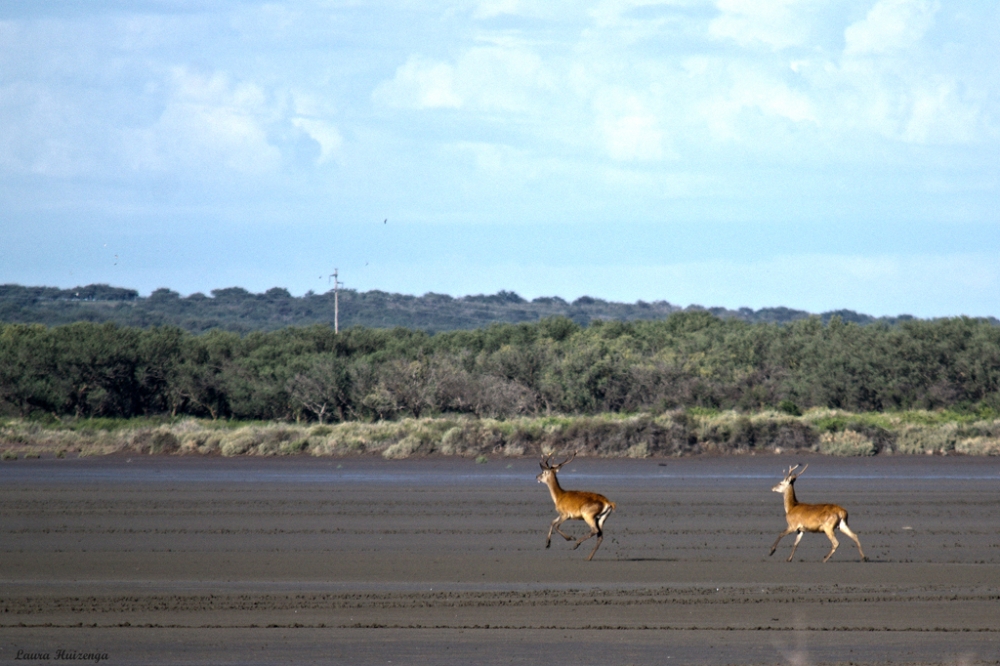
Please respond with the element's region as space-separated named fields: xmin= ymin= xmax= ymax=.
xmin=772 ymin=463 xmax=808 ymax=493
xmin=537 ymin=453 xmax=576 ymax=484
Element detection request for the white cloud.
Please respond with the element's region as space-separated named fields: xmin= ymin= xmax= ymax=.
xmin=709 ymin=0 xmax=817 ymax=50
xmin=812 ymin=64 xmax=984 ymax=146
xmin=473 ymin=0 xmax=523 ymax=19
xmin=602 ymin=114 xmax=667 ymax=161
xmin=594 ymin=92 xmax=670 ymax=161
xmin=373 ymin=56 xmax=463 ymax=109
xmin=844 ymin=0 xmax=938 ymax=55
xmin=0 ymin=81 xmax=88 ymax=177
xmin=901 ymin=80 xmax=980 ymax=144
xmin=702 ymin=0 xmax=985 ymax=149
xmin=699 ymin=65 xmax=817 ymax=141
xmin=123 ymin=67 xmax=282 ymax=175
xmin=290 ymin=117 xmax=342 ymax=165
xmin=453 ymin=141 xmax=527 ymax=175
xmin=457 ymin=47 xmax=554 ymax=112
xmin=367 ymin=0 xmax=988 ymax=161
xmin=373 ymin=44 xmax=557 ymax=114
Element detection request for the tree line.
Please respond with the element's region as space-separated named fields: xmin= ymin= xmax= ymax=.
xmin=1 ymin=283 xmax=941 ymax=334
xmin=1 ymin=313 xmax=998 ymax=422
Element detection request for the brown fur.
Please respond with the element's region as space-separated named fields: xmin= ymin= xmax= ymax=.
xmin=537 ymin=454 xmax=616 ymax=561
xmin=769 ymin=464 xmax=866 ymax=562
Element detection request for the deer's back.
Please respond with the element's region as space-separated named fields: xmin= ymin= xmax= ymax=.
xmin=558 ymin=489 xmax=613 ymax=516
xmin=788 ymin=502 xmax=848 ymax=529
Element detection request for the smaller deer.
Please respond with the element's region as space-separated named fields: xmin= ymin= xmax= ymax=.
xmin=537 ymin=454 xmax=616 ymax=561
xmin=770 ymin=464 xmax=866 ymax=563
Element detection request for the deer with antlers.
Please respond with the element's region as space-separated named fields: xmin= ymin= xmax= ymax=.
xmin=769 ymin=464 xmax=866 ymax=563
xmin=536 ymin=453 xmax=616 ymax=561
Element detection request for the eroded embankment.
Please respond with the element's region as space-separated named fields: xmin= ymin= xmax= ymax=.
xmin=2 ymin=409 xmax=1000 ymax=460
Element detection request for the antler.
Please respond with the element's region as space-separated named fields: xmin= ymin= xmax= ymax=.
xmin=540 ymin=453 xmax=576 ymax=471
xmin=785 ymin=463 xmax=808 ymax=479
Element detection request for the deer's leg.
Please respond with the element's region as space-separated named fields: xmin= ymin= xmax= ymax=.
xmin=571 ymin=532 xmax=595 ymax=550
xmin=821 ymin=525 xmax=840 ymax=563
xmin=787 ymin=530 xmax=804 ymax=562
xmin=585 ymin=533 xmax=603 ymax=561
xmin=770 ymin=527 xmax=796 ymax=557
xmin=553 ymin=516 xmax=574 ymax=541
xmin=546 ymin=516 xmax=566 ymax=547
xmin=581 ymin=504 xmax=613 ymax=561
xmin=573 ymin=511 xmax=601 ymax=552
xmin=839 ymin=521 xmax=866 ymax=561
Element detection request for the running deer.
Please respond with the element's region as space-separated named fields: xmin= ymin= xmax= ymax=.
xmin=536 ymin=453 xmax=616 ymax=561
xmin=769 ymin=464 xmax=866 ymax=562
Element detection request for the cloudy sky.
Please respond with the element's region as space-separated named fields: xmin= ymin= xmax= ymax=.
xmin=1 ymin=0 xmax=998 ymax=317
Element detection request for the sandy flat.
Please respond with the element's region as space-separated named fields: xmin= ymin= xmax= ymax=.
xmin=1 ymin=454 xmax=998 ymax=665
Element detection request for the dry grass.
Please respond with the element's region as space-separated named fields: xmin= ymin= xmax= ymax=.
xmin=1 ymin=411 xmax=999 ymax=459
xmin=818 ymin=430 xmax=876 ymax=456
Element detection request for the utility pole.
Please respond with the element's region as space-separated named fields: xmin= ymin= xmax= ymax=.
xmin=331 ymin=268 xmax=341 ymax=333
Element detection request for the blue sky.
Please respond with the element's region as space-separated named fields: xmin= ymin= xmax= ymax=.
xmin=1 ymin=0 xmax=998 ymax=317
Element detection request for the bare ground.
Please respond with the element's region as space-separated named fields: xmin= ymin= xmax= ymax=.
xmin=1 ymin=454 xmax=998 ymax=665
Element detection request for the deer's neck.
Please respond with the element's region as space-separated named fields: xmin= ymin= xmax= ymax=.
xmin=545 ymin=474 xmax=565 ymax=504
xmin=783 ymin=484 xmax=799 ymax=514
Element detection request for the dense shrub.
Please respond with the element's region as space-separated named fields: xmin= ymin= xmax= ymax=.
xmin=1 ymin=314 xmax=998 ymax=421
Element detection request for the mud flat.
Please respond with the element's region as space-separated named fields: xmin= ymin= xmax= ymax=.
xmin=1 ymin=454 xmax=998 ymax=665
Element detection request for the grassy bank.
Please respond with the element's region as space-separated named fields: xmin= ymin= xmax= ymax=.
xmin=2 ymin=409 xmax=999 ymax=460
